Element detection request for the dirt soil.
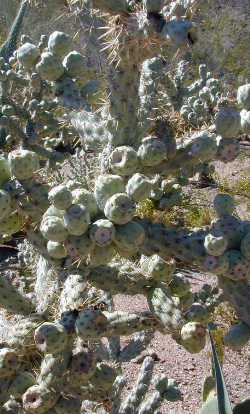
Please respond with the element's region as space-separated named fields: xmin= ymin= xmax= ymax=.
xmin=115 ymin=288 xmax=250 ymax=414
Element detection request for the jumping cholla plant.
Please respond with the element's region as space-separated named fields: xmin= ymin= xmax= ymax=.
xmin=0 ymin=0 xmax=250 ymax=413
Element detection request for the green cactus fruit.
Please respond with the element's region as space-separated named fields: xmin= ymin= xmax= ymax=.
xmin=89 ymin=219 xmax=115 ymax=247
xmin=48 ymin=31 xmax=72 ymax=58
xmin=40 ymin=216 xmax=68 ymax=242
xmin=0 ymin=348 xmax=19 ymax=378
xmin=0 ymin=189 xmax=11 ymax=221
xmin=113 ymin=221 xmax=145 ymax=256
xmin=75 ymin=309 xmax=108 ymax=338
xmin=180 ymin=322 xmax=206 ymax=353
xmin=63 ymin=51 xmax=90 ymax=81
xmin=16 ymin=43 xmax=40 ymax=69
xmin=203 ymin=254 xmax=230 ymax=276
xmin=213 ymin=193 xmax=235 ymax=217
xmin=241 ymin=232 xmax=250 ymax=260
xmin=34 ymin=322 xmax=68 ymax=353
xmin=109 ymin=146 xmax=138 ymax=176
xmin=71 ymin=188 xmax=99 ymax=219
xmin=186 ymin=303 xmax=210 ymax=323
xmin=237 ymin=84 xmax=250 ymax=110
xmin=126 ymin=173 xmax=153 ymax=202
xmin=64 ymin=233 xmax=94 ymax=259
xmin=94 ymin=175 xmax=125 ymax=210
xmin=185 ymin=131 xmax=218 ymax=161
xmin=63 ymin=204 xmax=90 ymax=236
xmin=137 ymin=136 xmax=167 ymax=167
xmin=224 ymin=249 xmax=250 ymax=281
xmin=89 ymin=243 xmax=116 ymax=266
xmin=215 ymin=107 xmax=241 ymax=138
xmin=48 ymin=185 xmax=72 ymax=210
xmin=36 ymin=51 xmax=64 ymax=81
xmin=240 ymin=109 xmax=250 ymax=134
xmin=204 ymin=233 xmax=227 ymax=256
xmin=22 ymin=384 xmax=59 ymax=414
xmin=211 ymin=215 xmax=244 ymax=249
xmin=0 ymin=211 xmax=23 ymax=235
xmin=8 ymin=149 xmax=39 ymax=180
xmin=47 ymin=240 xmax=67 ymax=259
xmin=7 ymin=372 xmax=36 ymax=398
xmin=23 ymin=181 xmax=49 ymax=211
xmin=104 ymin=193 xmax=136 ymax=225
xmin=147 ymin=287 xmax=184 ymax=333
xmin=0 ymin=156 xmax=11 ymax=186
xmin=69 ymin=349 xmax=96 ymax=383
xmin=224 ymin=322 xmax=250 ymax=349
xmin=169 ymin=274 xmax=191 ymax=297
xmin=143 ymin=254 xmax=176 ymax=282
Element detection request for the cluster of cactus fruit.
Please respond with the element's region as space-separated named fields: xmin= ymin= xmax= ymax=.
xmin=0 ymin=0 xmax=250 ymax=412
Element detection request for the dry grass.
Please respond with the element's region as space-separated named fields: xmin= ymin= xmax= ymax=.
xmin=137 ymin=192 xmax=215 ymax=229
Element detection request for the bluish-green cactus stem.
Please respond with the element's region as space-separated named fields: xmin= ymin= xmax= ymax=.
xmin=0 ymin=0 xmax=28 ymax=61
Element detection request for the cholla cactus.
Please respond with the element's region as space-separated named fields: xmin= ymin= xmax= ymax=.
xmin=0 ymin=0 xmax=249 ymax=412
xmin=0 ymin=0 xmax=28 ymax=62
xmin=179 ymin=63 xmax=222 ymax=126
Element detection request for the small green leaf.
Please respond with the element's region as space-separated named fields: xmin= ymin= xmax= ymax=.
xmin=208 ymin=325 xmax=233 ymax=414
